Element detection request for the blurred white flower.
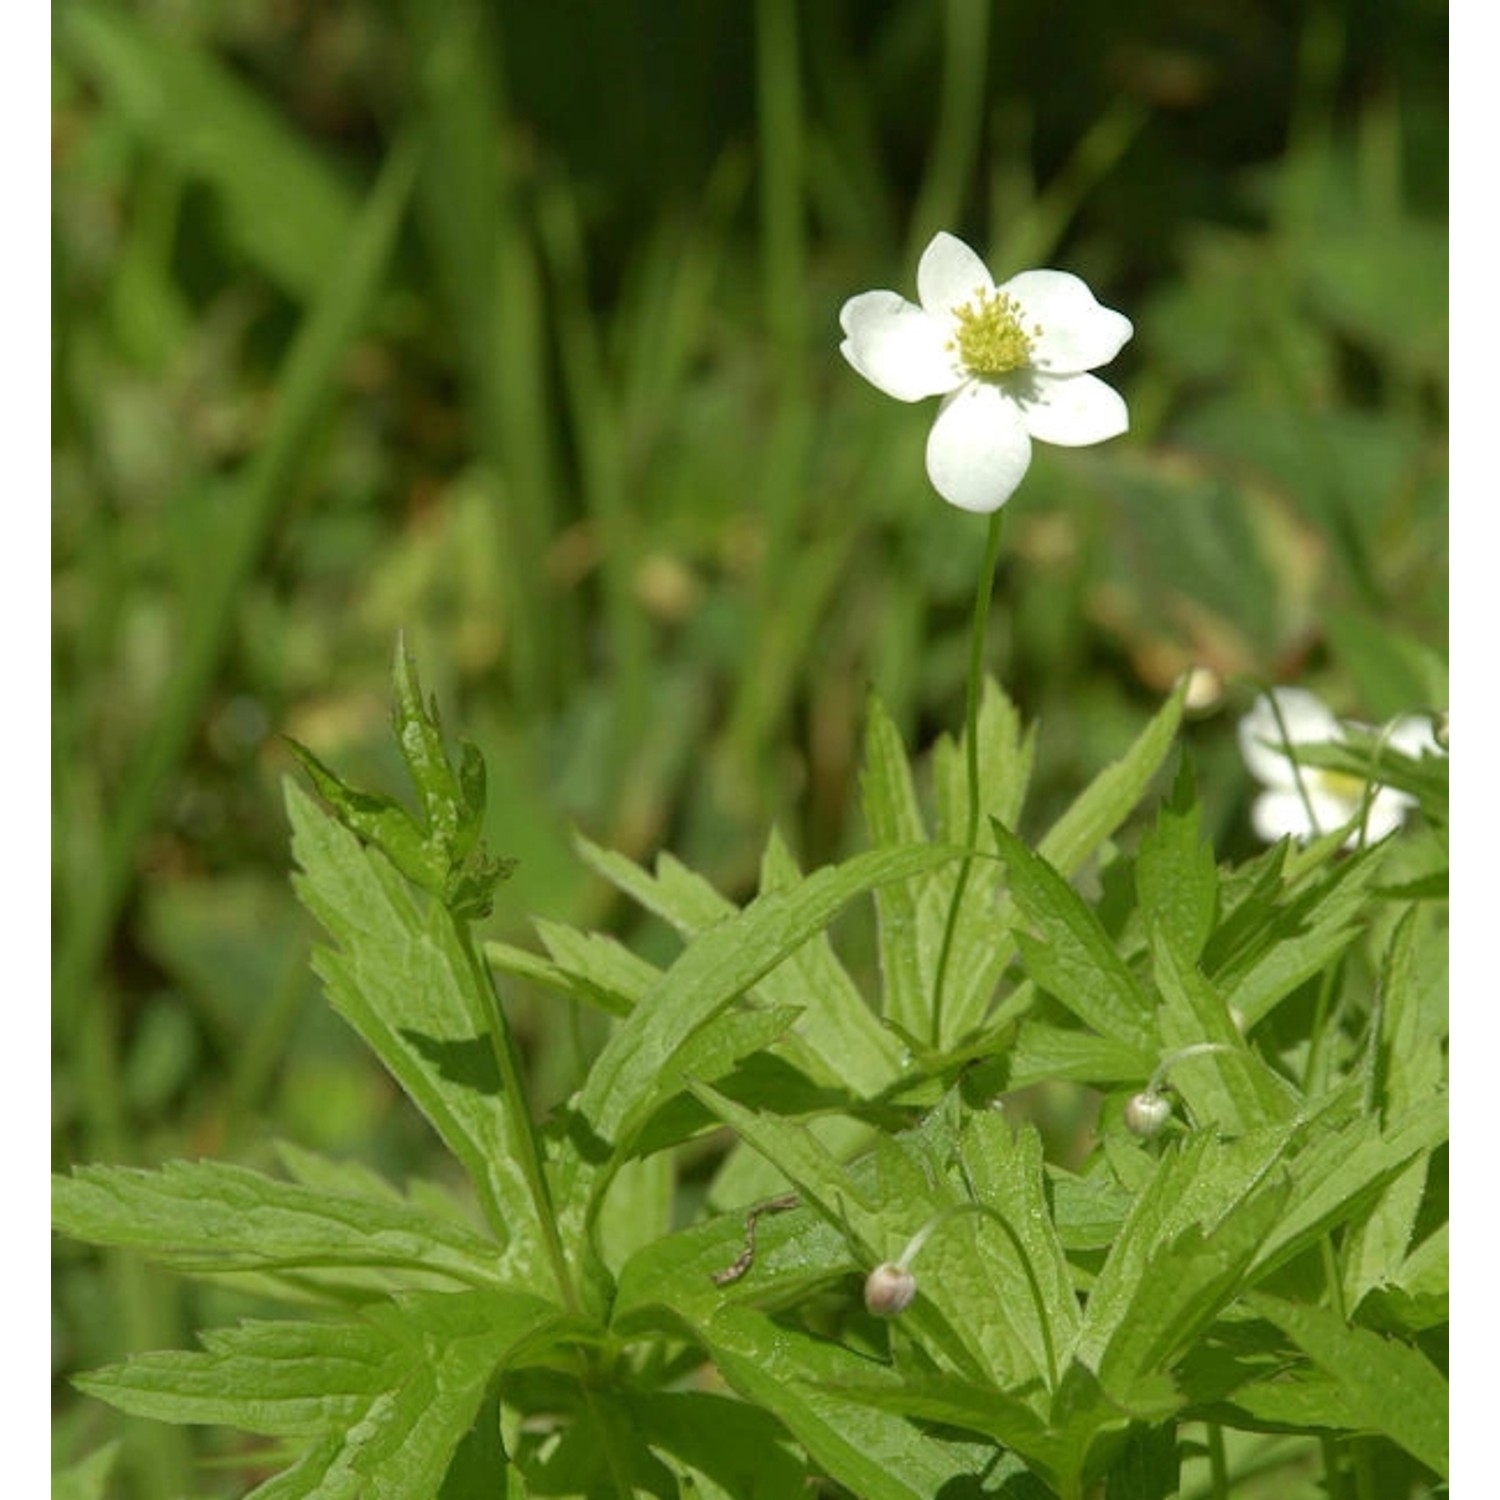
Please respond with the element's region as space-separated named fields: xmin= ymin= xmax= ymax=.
xmin=838 ymin=232 xmax=1133 ymax=512
xmin=1237 ymin=687 xmax=1441 ymax=846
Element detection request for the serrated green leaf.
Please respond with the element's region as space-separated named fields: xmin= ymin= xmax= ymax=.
xmin=484 ymin=919 xmax=657 ymax=1019
xmin=958 ymin=1117 xmax=1081 ymax=1371
xmin=1375 ymin=907 xmax=1448 ymax=1121
xmin=573 ymin=831 xmax=729 ymax=934
xmin=756 ymin=827 xmax=906 ymax=1091
xmin=1009 ymin=1022 xmax=1156 ymax=1089
xmin=1134 ymin=758 xmax=1217 ymax=964
xmin=283 ymin=738 xmax=445 ymax=899
xmin=575 ymin=826 xmax=905 ymax=1093
xmin=1037 ymin=678 xmax=1188 ymax=877
xmin=77 ymin=1291 xmax=573 ymax=1500
xmin=690 ymin=1085 xmax=1051 ymax=1392
xmin=1095 ymin=1183 xmax=1288 ymax=1398
xmin=286 ymin=782 xmax=539 ymax=1270
xmin=52 ymin=1159 xmax=501 ymax=1291
xmin=1215 ymin=844 xmax=1386 ymax=1027
xmin=569 ymin=842 xmax=958 ymax=1163
xmin=1078 ymin=1128 xmax=1299 ymax=1370
xmin=1047 ymin=1165 xmax=1136 ymax=1252
xmin=990 ymin=820 xmax=1157 ymax=1054
xmin=705 ymin=1305 xmax=1007 ymax=1500
xmin=1147 ymin=928 xmax=1297 ymax=1132
xmin=1249 ymin=1094 xmax=1448 ymax=1279
xmin=1247 ymin=1293 xmax=1448 ymax=1477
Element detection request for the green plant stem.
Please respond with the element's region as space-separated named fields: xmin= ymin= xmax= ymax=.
xmin=900 ymin=1198 xmax=1057 ymax=1388
xmin=1207 ymin=1422 xmax=1230 ymax=1500
xmin=457 ymin=925 xmax=582 ymax=1316
xmin=930 ymin=509 xmax=1006 ymax=1048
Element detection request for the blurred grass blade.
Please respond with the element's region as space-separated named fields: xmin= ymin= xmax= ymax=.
xmin=403 ymin=0 xmax=569 ymax=711
xmin=906 ymin=0 xmax=990 ymax=257
xmin=63 ymin=5 xmax=357 ymax=298
xmin=54 ymin=133 xmax=420 ymax=1035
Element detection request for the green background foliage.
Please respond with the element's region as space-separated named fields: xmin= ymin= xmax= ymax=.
xmin=53 ymin=1 xmax=1445 ymax=1495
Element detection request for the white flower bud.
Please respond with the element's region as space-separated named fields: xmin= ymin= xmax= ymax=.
xmin=1125 ymin=1090 xmax=1172 ymax=1138
xmin=864 ymin=1262 xmax=917 ymax=1317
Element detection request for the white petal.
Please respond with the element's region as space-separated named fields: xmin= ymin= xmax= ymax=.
xmin=924 ymin=383 xmax=1031 ymax=512
xmin=839 ymin=291 xmax=962 ymax=402
xmin=917 ymin=232 xmax=996 ymax=317
xmin=1251 ymin=787 xmax=1355 ymax=845
xmin=1361 ymin=787 xmax=1415 ymax=843
xmin=1238 ymin=688 xmax=1343 ymax=790
xmin=1386 ymin=713 xmax=1443 ymax=759
xmin=1000 ymin=269 xmax=1133 ymax=374
xmin=1013 ymin=372 xmax=1128 ymax=447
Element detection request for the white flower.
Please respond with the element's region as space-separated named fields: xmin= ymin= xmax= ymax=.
xmin=838 ymin=231 xmax=1133 ymax=512
xmin=1237 ymin=687 xmax=1441 ymax=847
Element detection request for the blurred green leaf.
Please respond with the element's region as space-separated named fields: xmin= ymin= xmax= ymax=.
xmin=63 ymin=5 xmax=357 ymax=297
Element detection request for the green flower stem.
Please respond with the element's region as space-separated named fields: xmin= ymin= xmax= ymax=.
xmin=456 ymin=925 xmax=583 ymax=1317
xmin=896 ymin=1198 xmax=1057 ymax=1390
xmin=1147 ymin=1043 xmax=1234 ymax=1097
xmin=930 ymin=509 xmax=1005 ymax=1049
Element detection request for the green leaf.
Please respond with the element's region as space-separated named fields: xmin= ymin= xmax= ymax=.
xmin=1094 ymin=1183 xmax=1289 ymax=1398
xmin=576 ymin=825 xmax=905 ymax=1093
xmin=690 ymin=1085 xmax=1049 ymax=1392
xmin=1134 ymin=758 xmax=1217 ymax=965
xmin=931 ymin=679 xmax=1039 ymax=1040
xmin=704 ymin=1305 xmax=1010 ymax=1500
xmin=990 ymin=820 xmax=1158 ymax=1054
xmin=289 ymin=644 xmax=514 ymax=920
xmin=1009 ymin=1023 xmax=1156 ymax=1090
xmin=858 ymin=692 xmax=934 ymax=1040
xmin=1374 ymin=906 xmax=1448 ymax=1121
xmin=568 ymin=842 xmax=958 ymax=1163
xmin=755 ymin=828 xmax=907 ymax=1091
xmin=52 ymin=1159 xmax=501 ymax=1292
xmin=1247 ymin=1293 xmax=1448 ymax=1478
xmin=76 ymin=1292 xmax=573 ymax=1500
xmin=1249 ymin=1094 xmax=1448 ymax=1279
xmin=958 ymin=1117 xmax=1082 ymax=1372
xmin=485 ymin=920 xmax=658 ymax=1019
xmin=1147 ymin=929 xmax=1297 ymax=1133
xmin=51 ymin=1443 xmax=120 ymax=1500
xmin=1036 ymin=677 xmax=1188 ymax=877
xmin=1214 ymin=843 xmax=1387 ymax=1028
xmin=286 ymin=782 xmax=538 ymax=1268
xmin=621 ymin=1391 xmax=808 ymax=1499
xmin=1077 ymin=1128 xmax=1299 ymax=1370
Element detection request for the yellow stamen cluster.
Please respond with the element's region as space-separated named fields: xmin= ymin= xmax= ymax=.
xmin=1315 ymin=767 xmax=1369 ymax=803
xmin=948 ymin=286 xmax=1040 ymax=377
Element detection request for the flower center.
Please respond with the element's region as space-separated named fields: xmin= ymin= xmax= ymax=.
xmin=948 ymin=287 xmax=1040 ymax=377
xmin=1314 ymin=767 xmax=1369 ymax=805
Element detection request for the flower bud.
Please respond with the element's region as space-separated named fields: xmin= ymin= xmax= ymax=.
xmin=864 ymin=1262 xmax=917 ymax=1317
xmin=1125 ymin=1090 xmax=1172 ymax=1138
